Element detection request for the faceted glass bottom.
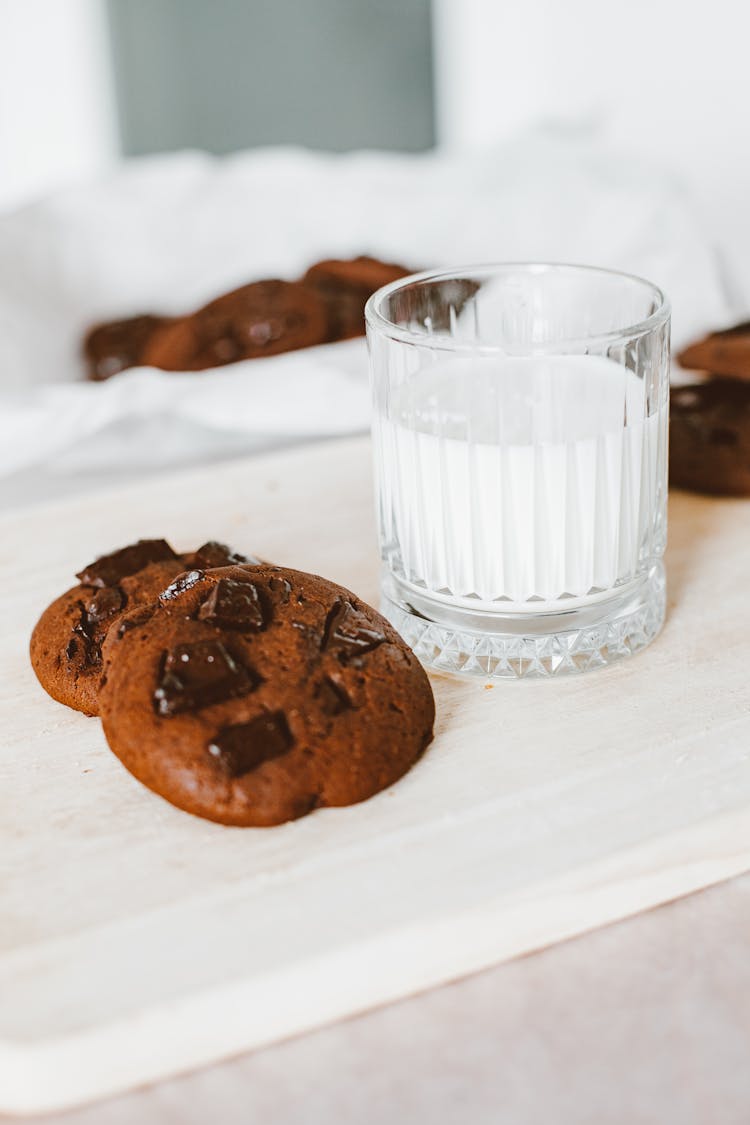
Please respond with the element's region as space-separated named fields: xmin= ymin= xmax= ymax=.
xmin=382 ymin=562 xmax=666 ymax=680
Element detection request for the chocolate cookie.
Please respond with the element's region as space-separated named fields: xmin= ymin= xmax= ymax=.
xmin=30 ymin=540 xmax=258 ymax=716
xmin=83 ymin=315 xmax=172 ymax=381
xmin=142 ymin=280 xmax=330 ymax=371
xmin=670 ymin=378 xmax=750 ymax=496
xmin=303 ymin=256 xmax=411 ymax=340
xmin=678 ymin=321 xmax=750 ymax=381
xmin=99 ymin=565 xmax=435 ymax=826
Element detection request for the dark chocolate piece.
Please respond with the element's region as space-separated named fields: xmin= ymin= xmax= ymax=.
xmin=67 ymin=586 xmax=126 ymax=670
xmin=160 ymin=570 xmax=205 ymax=603
xmin=77 ymin=539 xmax=178 ymax=588
xmin=85 ymin=586 xmax=125 ymax=624
xmin=207 ymin=711 xmax=294 ymax=777
xmin=322 ymin=600 xmax=386 ymax=660
xmin=154 ymin=641 xmax=258 ymax=716
xmin=191 ymin=541 xmax=258 ymax=569
xmin=197 ymin=578 xmax=267 ymax=631
xmin=68 ymin=604 xmax=102 ymax=669
xmin=268 ymin=576 xmax=291 ymax=604
xmin=315 ymin=676 xmax=353 ymax=716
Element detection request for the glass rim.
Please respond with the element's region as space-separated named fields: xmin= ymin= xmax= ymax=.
xmin=364 ymin=261 xmax=671 ymax=355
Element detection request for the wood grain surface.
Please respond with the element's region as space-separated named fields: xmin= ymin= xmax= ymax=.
xmin=1 ymin=435 xmax=748 ymax=1115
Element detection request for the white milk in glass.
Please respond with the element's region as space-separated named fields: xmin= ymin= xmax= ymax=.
xmin=375 ymin=354 xmax=665 ymax=611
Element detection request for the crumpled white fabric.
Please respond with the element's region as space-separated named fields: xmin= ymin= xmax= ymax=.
xmin=0 ymin=131 xmax=732 ymax=478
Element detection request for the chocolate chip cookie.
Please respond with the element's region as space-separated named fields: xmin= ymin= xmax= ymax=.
xmin=142 ymin=280 xmax=330 ymax=371
xmin=81 ymin=256 xmax=413 ymax=378
xmin=30 ymin=540 xmax=258 ymax=716
xmin=670 ymin=378 xmax=750 ymax=496
xmin=99 ymin=565 xmax=435 ymax=826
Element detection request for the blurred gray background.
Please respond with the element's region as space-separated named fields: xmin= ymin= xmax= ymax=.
xmin=106 ymin=0 xmax=435 ymax=156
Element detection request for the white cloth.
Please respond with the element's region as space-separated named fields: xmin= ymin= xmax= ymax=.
xmin=0 ymin=132 xmax=733 ymax=479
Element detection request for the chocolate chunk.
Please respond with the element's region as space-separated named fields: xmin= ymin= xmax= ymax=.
xmin=85 ymin=586 xmax=125 ymax=624
xmin=269 ymin=576 xmax=291 ymax=605
xmin=207 ymin=711 xmax=294 ymax=777
xmin=322 ymin=600 xmax=386 ymax=661
xmin=77 ymin=539 xmax=178 ymax=588
xmin=68 ymin=587 xmax=126 ymax=670
xmin=154 ymin=641 xmax=258 ymax=716
xmin=197 ymin=578 xmax=267 ymax=631
xmin=68 ymin=604 xmax=102 ymax=669
xmin=160 ymin=569 xmax=205 ymax=603
xmin=191 ymin=541 xmax=259 ymax=569
xmin=66 ymin=630 xmax=98 ymax=669
xmin=315 ymin=676 xmax=353 ymax=716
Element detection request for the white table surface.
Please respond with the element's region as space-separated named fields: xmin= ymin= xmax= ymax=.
xmin=18 ymin=875 xmax=750 ymax=1125
xmin=6 ymin=457 xmax=749 ymax=1125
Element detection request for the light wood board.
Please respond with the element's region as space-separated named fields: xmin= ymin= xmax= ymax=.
xmin=1 ymin=435 xmax=749 ymax=1115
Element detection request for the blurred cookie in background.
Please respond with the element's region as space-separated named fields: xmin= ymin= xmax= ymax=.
xmin=82 ymin=255 xmax=413 ymax=379
xmin=670 ymin=378 xmax=750 ymax=496
xmin=142 ymin=280 xmax=330 ymax=371
xmin=678 ymin=321 xmax=750 ymax=381
xmin=302 ymin=255 xmax=411 ymax=339
xmin=84 ymin=314 xmax=173 ymax=381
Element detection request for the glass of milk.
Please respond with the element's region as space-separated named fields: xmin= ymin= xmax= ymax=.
xmin=365 ymin=264 xmax=670 ymax=678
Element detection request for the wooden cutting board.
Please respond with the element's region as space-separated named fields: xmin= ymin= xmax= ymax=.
xmin=2 ymin=435 xmax=749 ymax=1116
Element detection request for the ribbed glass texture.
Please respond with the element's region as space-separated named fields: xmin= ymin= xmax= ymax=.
xmin=366 ymin=264 xmax=670 ymax=678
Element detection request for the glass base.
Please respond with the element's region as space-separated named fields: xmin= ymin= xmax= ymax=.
xmin=381 ymin=562 xmax=666 ymax=680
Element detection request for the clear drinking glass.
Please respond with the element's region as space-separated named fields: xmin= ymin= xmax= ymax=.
xmin=365 ymin=263 xmax=670 ymax=678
